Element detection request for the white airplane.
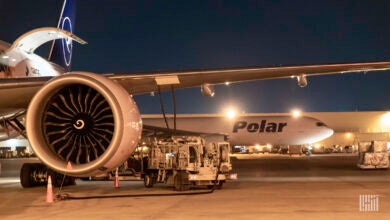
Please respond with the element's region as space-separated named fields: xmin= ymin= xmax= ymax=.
xmin=0 ymin=0 xmax=390 ymax=183
xmin=142 ymin=114 xmax=333 ymax=146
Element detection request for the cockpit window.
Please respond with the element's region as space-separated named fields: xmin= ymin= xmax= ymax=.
xmin=316 ymin=122 xmax=327 ymax=127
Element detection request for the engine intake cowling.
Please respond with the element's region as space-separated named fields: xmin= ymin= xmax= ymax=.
xmin=26 ymin=72 xmax=142 ymax=177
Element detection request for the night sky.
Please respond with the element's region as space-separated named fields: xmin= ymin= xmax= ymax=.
xmin=1 ymin=0 xmax=389 ymax=114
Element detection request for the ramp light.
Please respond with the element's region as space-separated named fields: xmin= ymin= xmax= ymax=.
xmin=229 ymin=173 xmax=238 ymax=180
xmin=226 ymin=109 xmax=236 ymax=119
xmin=291 ymin=109 xmax=301 ymax=118
xmin=189 ymin=174 xmax=197 ymax=180
xmin=381 ymin=112 xmax=390 ymax=127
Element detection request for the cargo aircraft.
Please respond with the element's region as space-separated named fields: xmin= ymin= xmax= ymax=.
xmin=0 ymin=0 xmax=389 ymax=184
xmin=142 ymin=114 xmax=333 ymax=146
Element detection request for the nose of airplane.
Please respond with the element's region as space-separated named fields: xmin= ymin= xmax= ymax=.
xmin=323 ymin=126 xmax=334 ymax=139
xmin=304 ymin=121 xmax=334 ymax=144
xmin=314 ymin=124 xmax=334 ymax=143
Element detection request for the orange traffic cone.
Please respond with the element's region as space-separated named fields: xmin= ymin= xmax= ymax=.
xmin=46 ymin=175 xmax=54 ymax=203
xmin=114 ymin=168 xmax=119 ymax=188
xmin=67 ymin=161 xmax=73 ymax=170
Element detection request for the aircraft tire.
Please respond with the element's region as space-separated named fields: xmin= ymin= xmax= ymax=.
xmin=20 ymin=163 xmax=34 ymax=188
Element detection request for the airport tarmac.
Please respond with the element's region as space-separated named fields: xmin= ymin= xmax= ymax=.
xmin=1 ymin=154 xmax=390 ymax=220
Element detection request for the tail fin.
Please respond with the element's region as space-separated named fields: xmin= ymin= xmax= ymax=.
xmin=48 ymin=0 xmax=76 ymax=72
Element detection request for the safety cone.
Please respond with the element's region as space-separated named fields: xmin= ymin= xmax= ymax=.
xmin=67 ymin=161 xmax=73 ymax=170
xmin=46 ymin=175 xmax=54 ymax=203
xmin=114 ymin=168 xmax=119 ymax=188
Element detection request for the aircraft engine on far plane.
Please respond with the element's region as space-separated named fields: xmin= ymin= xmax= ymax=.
xmin=297 ymin=74 xmax=308 ymax=87
xmin=26 ymin=72 xmax=142 ymax=177
xmin=201 ymin=83 xmax=215 ymax=97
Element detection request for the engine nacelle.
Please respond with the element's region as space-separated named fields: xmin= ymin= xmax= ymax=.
xmin=26 ymin=72 xmax=142 ymax=177
xmin=201 ymin=83 xmax=215 ymax=97
xmin=297 ymin=74 xmax=308 ymax=87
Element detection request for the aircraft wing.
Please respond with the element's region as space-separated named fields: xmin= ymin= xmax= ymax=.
xmin=0 ymin=61 xmax=390 ymax=108
xmin=108 ymin=62 xmax=390 ymax=94
xmin=0 ymin=77 xmax=51 ymax=108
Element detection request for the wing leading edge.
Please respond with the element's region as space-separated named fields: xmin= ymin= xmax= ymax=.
xmin=110 ymin=61 xmax=390 ymax=94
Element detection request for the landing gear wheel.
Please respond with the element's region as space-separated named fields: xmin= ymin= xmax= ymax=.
xmin=64 ymin=176 xmax=76 ymax=186
xmin=47 ymin=170 xmax=63 ymax=187
xmin=144 ymin=173 xmax=154 ymax=188
xmin=47 ymin=169 xmax=75 ymax=187
xmin=20 ymin=163 xmax=47 ymax=188
xmin=20 ymin=163 xmax=34 ymax=188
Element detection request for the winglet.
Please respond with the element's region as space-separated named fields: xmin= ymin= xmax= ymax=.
xmin=3 ymin=27 xmax=86 ymax=67
xmin=9 ymin=27 xmax=86 ymax=53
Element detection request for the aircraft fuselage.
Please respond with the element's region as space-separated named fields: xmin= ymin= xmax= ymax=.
xmin=142 ymin=115 xmax=334 ymax=146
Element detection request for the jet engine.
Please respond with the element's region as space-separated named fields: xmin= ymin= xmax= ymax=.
xmin=26 ymin=72 xmax=142 ymax=177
